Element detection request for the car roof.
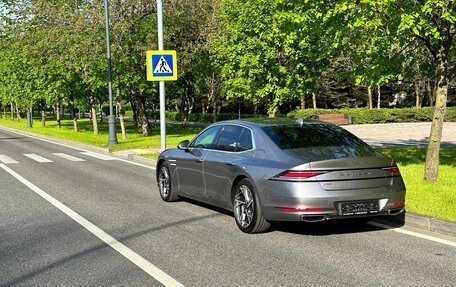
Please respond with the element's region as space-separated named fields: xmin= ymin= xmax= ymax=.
xmin=214 ymin=118 xmax=324 ymax=128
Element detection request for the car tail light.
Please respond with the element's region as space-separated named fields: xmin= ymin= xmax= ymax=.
xmin=383 ymin=165 xmax=401 ymax=176
xmin=393 ymin=201 xmax=405 ymax=206
xmin=272 ymin=170 xmax=327 ymax=181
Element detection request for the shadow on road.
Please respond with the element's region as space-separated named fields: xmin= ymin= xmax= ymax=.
xmin=180 ymin=197 xmax=405 ymax=236
xmin=271 ymin=219 xmax=387 ymax=236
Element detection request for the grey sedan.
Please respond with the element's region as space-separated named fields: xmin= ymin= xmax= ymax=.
xmin=156 ymin=119 xmax=406 ymax=233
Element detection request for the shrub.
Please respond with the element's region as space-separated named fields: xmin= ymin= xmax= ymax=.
xmin=288 ymin=107 xmax=456 ymax=124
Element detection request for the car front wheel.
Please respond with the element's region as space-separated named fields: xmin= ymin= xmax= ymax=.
xmin=158 ymin=163 xmax=179 ymax=202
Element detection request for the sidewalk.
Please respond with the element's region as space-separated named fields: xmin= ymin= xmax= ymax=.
xmin=344 ymin=122 xmax=456 ymax=147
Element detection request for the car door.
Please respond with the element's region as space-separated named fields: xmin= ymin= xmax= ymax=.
xmin=204 ymin=125 xmax=254 ymax=207
xmin=176 ymin=125 xmax=221 ymax=198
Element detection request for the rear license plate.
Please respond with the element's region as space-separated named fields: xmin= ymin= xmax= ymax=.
xmin=341 ymin=201 xmax=379 ymax=216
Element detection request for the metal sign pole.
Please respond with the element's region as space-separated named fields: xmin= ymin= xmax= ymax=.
xmin=157 ymin=0 xmax=166 ymax=151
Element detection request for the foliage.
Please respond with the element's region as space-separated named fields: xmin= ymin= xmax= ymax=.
xmin=289 ymin=107 xmax=456 ymax=124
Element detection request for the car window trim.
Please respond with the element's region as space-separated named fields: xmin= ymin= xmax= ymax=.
xmin=190 ymin=123 xmax=256 ymax=153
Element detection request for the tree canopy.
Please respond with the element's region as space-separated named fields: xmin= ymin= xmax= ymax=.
xmin=0 ymin=0 xmax=455 ymax=180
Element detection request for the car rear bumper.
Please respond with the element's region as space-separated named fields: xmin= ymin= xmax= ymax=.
xmin=258 ymin=180 xmax=406 ymax=222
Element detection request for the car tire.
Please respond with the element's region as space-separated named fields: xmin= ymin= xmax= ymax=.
xmin=158 ymin=163 xmax=179 ymax=202
xmin=233 ymin=178 xmax=271 ymax=233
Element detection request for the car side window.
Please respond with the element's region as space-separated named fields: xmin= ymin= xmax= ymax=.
xmin=215 ymin=125 xmax=243 ymax=152
xmin=215 ymin=125 xmax=253 ymax=152
xmin=190 ymin=126 xmax=221 ymax=149
xmin=237 ymin=128 xmax=253 ymax=151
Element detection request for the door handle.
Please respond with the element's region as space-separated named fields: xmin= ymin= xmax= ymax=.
xmin=195 ymin=158 xmax=203 ymax=163
xmin=225 ymin=161 xmax=234 ymax=166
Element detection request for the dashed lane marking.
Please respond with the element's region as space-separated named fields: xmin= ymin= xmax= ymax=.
xmin=53 ymin=153 xmax=86 ymax=162
xmin=80 ymin=151 xmax=118 ymax=161
xmin=0 ymin=155 xmax=18 ymax=164
xmin=23 ymin=154 xmax=53 ymax=163
xmin=0 ymin=127 xmax=155 ymax=170
xmin=0 ymin=163 xmax=185 ymax=287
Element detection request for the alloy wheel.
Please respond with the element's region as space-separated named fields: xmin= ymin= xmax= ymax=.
xmin=158 ymin=166 xmax=170 ymax=199
xmin=234 ymin=184 xmax=255 ymax=228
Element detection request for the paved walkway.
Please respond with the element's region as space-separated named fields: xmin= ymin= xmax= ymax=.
xmin=344 ymin=122 xmax=456 ymax=147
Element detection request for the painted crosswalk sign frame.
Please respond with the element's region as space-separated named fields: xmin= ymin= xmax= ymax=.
xmin=146 ymin=50 xmax=178 ymax=81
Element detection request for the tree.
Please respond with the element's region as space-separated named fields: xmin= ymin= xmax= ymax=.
xmin=397 ymin=0 xmax=455 ymax=181
xmin=332 ymin=0 xmax=455 ymax=182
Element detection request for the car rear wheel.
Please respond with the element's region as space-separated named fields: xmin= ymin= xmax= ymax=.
xmin=158 ymin=163 xmax=179 ymax=202
xmin=233 ymin=179 xmax=270 ymax=233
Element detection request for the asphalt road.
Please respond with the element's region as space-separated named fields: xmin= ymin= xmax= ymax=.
xmin=1 ymin=128 xmax=455 ymax=286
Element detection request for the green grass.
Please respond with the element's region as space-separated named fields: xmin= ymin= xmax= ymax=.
xmin=377 ymin=147 xmax=456 ymax=222
xmin=0 ymin=116 xmax=201 ymax=152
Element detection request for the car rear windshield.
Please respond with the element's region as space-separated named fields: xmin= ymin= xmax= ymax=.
xmin=262 ymin=124 xmax=378 ymax=160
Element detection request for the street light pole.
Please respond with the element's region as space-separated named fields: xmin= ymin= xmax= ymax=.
xmin=104 ymin=0 xmax=118 ymax=146
xmin=157 ymin=0 xmax=166 ymax=151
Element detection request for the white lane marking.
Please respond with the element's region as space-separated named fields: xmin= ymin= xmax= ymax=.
xmin=52 ymin=153 xmax=86 ymax=162
xmin=0 ymin=127 xmax=155 ymax=170
xmin=369 ymin=221 xmax=456 ymax=247
xmin=23 ymin=154 xmax=53 ymax=163
xmin=0 ymin=155 xmax=18 ymax=164
xmin=80 ymin=151 xmax=118 ymax=161
xmin=0 ymin=163 xmax=184 ymax=287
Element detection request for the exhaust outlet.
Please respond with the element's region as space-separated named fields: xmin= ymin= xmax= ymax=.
xmin=388 ymin=208 xmax=405 ymax=216
xmin=300 ymin=215 xmax=327 ymax=222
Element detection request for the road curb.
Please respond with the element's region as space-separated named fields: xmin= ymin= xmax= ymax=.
xmin=125 ymin=153 xmax=157 ymax=167
xmin=379 ymin=211 xmax=456 ymax=237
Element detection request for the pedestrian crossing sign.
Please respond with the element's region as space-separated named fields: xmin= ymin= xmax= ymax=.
xmin=146 ymin=50 xmax=178 ymax=81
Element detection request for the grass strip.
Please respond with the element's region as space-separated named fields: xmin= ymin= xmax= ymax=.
xmin=378 ymin=147 xmax=456 ymax=222
xmin=0 ymin=116 xmax=201 ymax=152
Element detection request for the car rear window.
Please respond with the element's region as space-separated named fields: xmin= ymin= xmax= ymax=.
xmin=262 ymin=124 xmax=377 ymax=159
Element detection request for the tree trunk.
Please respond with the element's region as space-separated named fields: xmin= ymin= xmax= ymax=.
xmin=28 ymin=106 xmax=33 ymax=128
xmin=377 ymin=85 xmax=381 ymax=109
xmin=116 ymin=90 xmax=127 ymax=140
xmin=41 ymin=100 xmax=46 ymax=127
xmin=368 ymin=86 xmax=373 ymax=109
xmin=300 ymin=95 xmax=306 ymax=109
xmin=312 ymin=93 xmax=317 ymax=109
xmin=10 ymin=102 xmax=14 ymax=121
xmin=424 ymin=51 xmax=449 ymax=182
xmin=129 ymin=98 xmax=138 ymax=127
xmin=70 ymin=99 xmax=78 ymax=132
xmin=212 ymin=99 xmax=221 ymax=122
xmin=56 ymin=99 xmax=61 ymax=128
xmin=132 ymin=93 xmax=151 ymax=136
xmin=15 ymin=103 xmax=22 ymax=121
xmin=427 ymin=80 xmax=435 ymax=107
xmin=415 ymin=80 xmax=423 ymax=108
xmin=268 ymin=104 xmax=279 ymax=118
xmin=89 ymin=92 xmax=99 ymax=135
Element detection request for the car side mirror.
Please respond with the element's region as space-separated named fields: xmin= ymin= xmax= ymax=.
xmin=177 ymin=140 xmax=190 ymax=151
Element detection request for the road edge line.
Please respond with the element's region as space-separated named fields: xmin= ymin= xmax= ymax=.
xmin=368 ymin=221 xmax=456 ymax=247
